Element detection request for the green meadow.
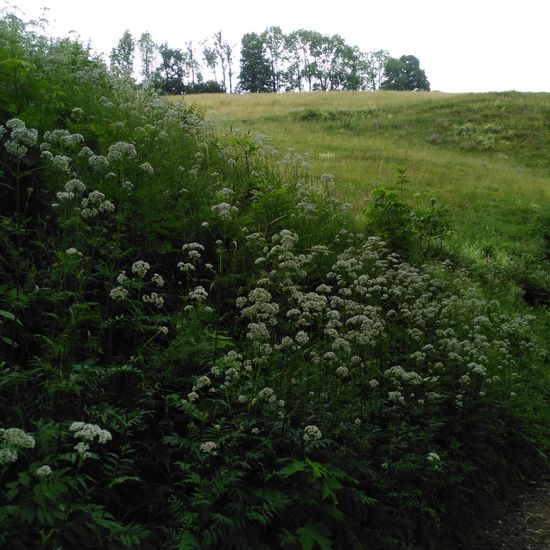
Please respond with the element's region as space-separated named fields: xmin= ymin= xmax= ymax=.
xmin=183 ymin=91 xmax=550 ymax=293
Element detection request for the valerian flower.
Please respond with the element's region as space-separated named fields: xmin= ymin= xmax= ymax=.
xmin=303 ymin=425 xmax=322 ymax=442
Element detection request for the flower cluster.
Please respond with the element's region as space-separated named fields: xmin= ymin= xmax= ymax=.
xmin=211 ymin=201 xmax=238 ymax=221
xmin=69 ymin=422 xmax=112 ymax=457
xmin=132 ymin=260 xmax=151 ymax=277
xmin=107 ymin=141 xmax=137 ymax=162
xmin=1 ymin=118 xmax=38 ymax=159
xmin=81 ymin=190 xmax=115 ymax=217
xmin=0 ymin=427 xmax=36 ymax=465
xmin=303 ymin=425 xmax=322 ymax=442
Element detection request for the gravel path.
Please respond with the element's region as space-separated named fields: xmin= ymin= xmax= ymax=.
xmin=470 ymin=474 xmax=550 ymax=549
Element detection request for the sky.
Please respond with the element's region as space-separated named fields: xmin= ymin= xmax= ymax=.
xmin=14 ymin=0 xmax=550 ymax=92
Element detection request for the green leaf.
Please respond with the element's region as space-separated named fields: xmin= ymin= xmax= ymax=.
xmin=176 ymin=533 xmax=202 ymax=550
xmin=0 ymin=309 xmax=15 ymax=321
xmin=296 ymin=521 xmax=332 ymax=550
xmin=108 ymin=475 xmax=141 ymax=488
xmin=279 ymin=459 xmax=307 ymax=477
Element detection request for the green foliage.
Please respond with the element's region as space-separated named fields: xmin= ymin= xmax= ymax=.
xmin=0 ymin=12 xmax=547 ymax=550
xmin=365 ymin=168 xmax=449 ymax=259
xmin=239 ymin=33 xmax=273 ymax=93
xmin=110 ymin=30 xmax=135 ymax=80
xmin=381 ymin=55 xmax=430 ymax=91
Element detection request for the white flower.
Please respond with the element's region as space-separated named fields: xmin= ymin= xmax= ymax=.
xmin=98 ymin=200 xmax=115 ymax=213
xmin=200 ymin=441 xmax=217 ymax=455
xmin=140 ymin=162 xmax=154 ymax=174
xmin=257 ymin=387 xmax=276 ymax=403
xmin=117 ymin=271 xmax=128 ymax=284
xmin=1 ymin=428 xmax=36 ymax=449
xmin=74 ymin=441 xmax=90 ymax=455
xmin=336 ymin=366 xmax=349 ymax=378
xmin=88 ymin=154 xmax=109 ymax=172
xmin=0 ymin=448 xmax=18 ymax=465
xmin=110 ymin=287 xmax=129 ymax=300
xmin=65 ymin=248 xmax=82 ymax=256
xmin=188 ymin=391 xmax=199 ymax=402
xmin=69 ymin=422 xmax=112 ymax=444
xmin=178 ymin=262 xmax=195 ymax=272
xmin=107 ymin=142 xmax=137 ymax=162
xmin=303 ymin=425 xmax=322 ymax=442
xmin=211 ymin=202 xmax=238 ymax=220
xmin=65 ymin=179 xmax=86 ymax=193
xmin=56 ymin=191 xmax=74 ymax=201
xmin=36 ymin=465 xmax=52 ymax=477
xmin=132 ymin=260 xmax=150 ymax=277
xmin=369 ymin=379 xmax=380 ymax=388
xmin=388 ymin=391 xmax=405 ymax=404
xmin=188 ymin=286 xmax=208 ymax=302
xmin=151 ymin=273 xmax=165 ymax=287
xmin=194 ymin=375 xmax=211 ymax=390
xmin=142 ymin=292 xmax=164 ymax=308
xmin=158 ymin=326 xmax=169 ymax=335
xmin=52 ymin=155 xmax=71 ymax=172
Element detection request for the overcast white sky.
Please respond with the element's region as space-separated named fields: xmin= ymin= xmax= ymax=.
xmin=15 ymin=0 xmax=550 ymax=92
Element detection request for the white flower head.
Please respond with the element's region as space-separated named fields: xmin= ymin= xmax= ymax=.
xmin=36 ymin=465 xmax=53 ymax=477
xmin=140 ymin=162 xmax=154 ymax=175
xmin=132 ymin=260 xmax=150 ymax=277
xmin=1 ymin=428 xmax=36 ymax=449
xmin=110 ymin=287 xmax=129 ymax=300
xmin=151 ymin=273 xmax=165 ymax=287
xmin=65 ymin=248 xmax=82 ymax=256
xmin=336 ymin=366 xmax=349 ymax=378
xmin=0 ymin=448 xmax=18 ymax=465
xmin=200 ymin=441 xmax=217 ymax=455
xmin=303 ymin=425 xmax=322 ymax=442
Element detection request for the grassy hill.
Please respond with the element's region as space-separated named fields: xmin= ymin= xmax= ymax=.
xmin=180 ymin=91 xmax=550 ymax=302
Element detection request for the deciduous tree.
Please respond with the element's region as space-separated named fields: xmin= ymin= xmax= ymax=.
xmin=239 ymin=32 xmax=272 ymax=92
xmin=381 ymin=55 xmax=430 ymax=91
xmin=109 ymin=30 xmax=135 ymax=79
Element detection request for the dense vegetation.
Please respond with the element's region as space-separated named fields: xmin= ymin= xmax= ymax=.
xmin=0 ymin=12 xmax=548 ymax=550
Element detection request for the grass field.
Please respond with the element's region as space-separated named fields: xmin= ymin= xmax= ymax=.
xmin=177 ymin=91 xmax=550 ymax=285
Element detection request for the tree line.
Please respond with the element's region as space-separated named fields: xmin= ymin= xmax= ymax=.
xmin=110 ymin=26 xmax=430 ymax=94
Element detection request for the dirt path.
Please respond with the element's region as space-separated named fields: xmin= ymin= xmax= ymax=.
xmin=470 ymin=474 xmax=550 ymax=549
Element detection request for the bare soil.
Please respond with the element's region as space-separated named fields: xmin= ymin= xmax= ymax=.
xmin=470 ymin=473 xmax=550 ymax=550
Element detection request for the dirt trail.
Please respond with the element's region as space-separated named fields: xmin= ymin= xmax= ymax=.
xmin=470 ymin=474 xmax=550 ymax=549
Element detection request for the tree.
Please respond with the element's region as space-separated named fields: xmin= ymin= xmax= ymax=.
xmin=109 ymin=30 xmax=135 ymax=79
xmin=363 ymin=49 xmax=390 ymax=91
xmin=261 ymin=26 xmax=286 ymax=92
xmin=202 ymin=44 xmax=218 ymax=83
xmin=185 ymin=41 xmax=201 ymax=86
xmin=239 ymin=32 xmax=272 ymax=92
xmin=223 ymin=40 xmax=234 ymax=93
xmin=381 ymin=55 xmax=430 ymax=91
xmin=137 ymin=32 xmax=157 ymax=82
xmin=153 ymin=43 xmax=186 ymax=94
